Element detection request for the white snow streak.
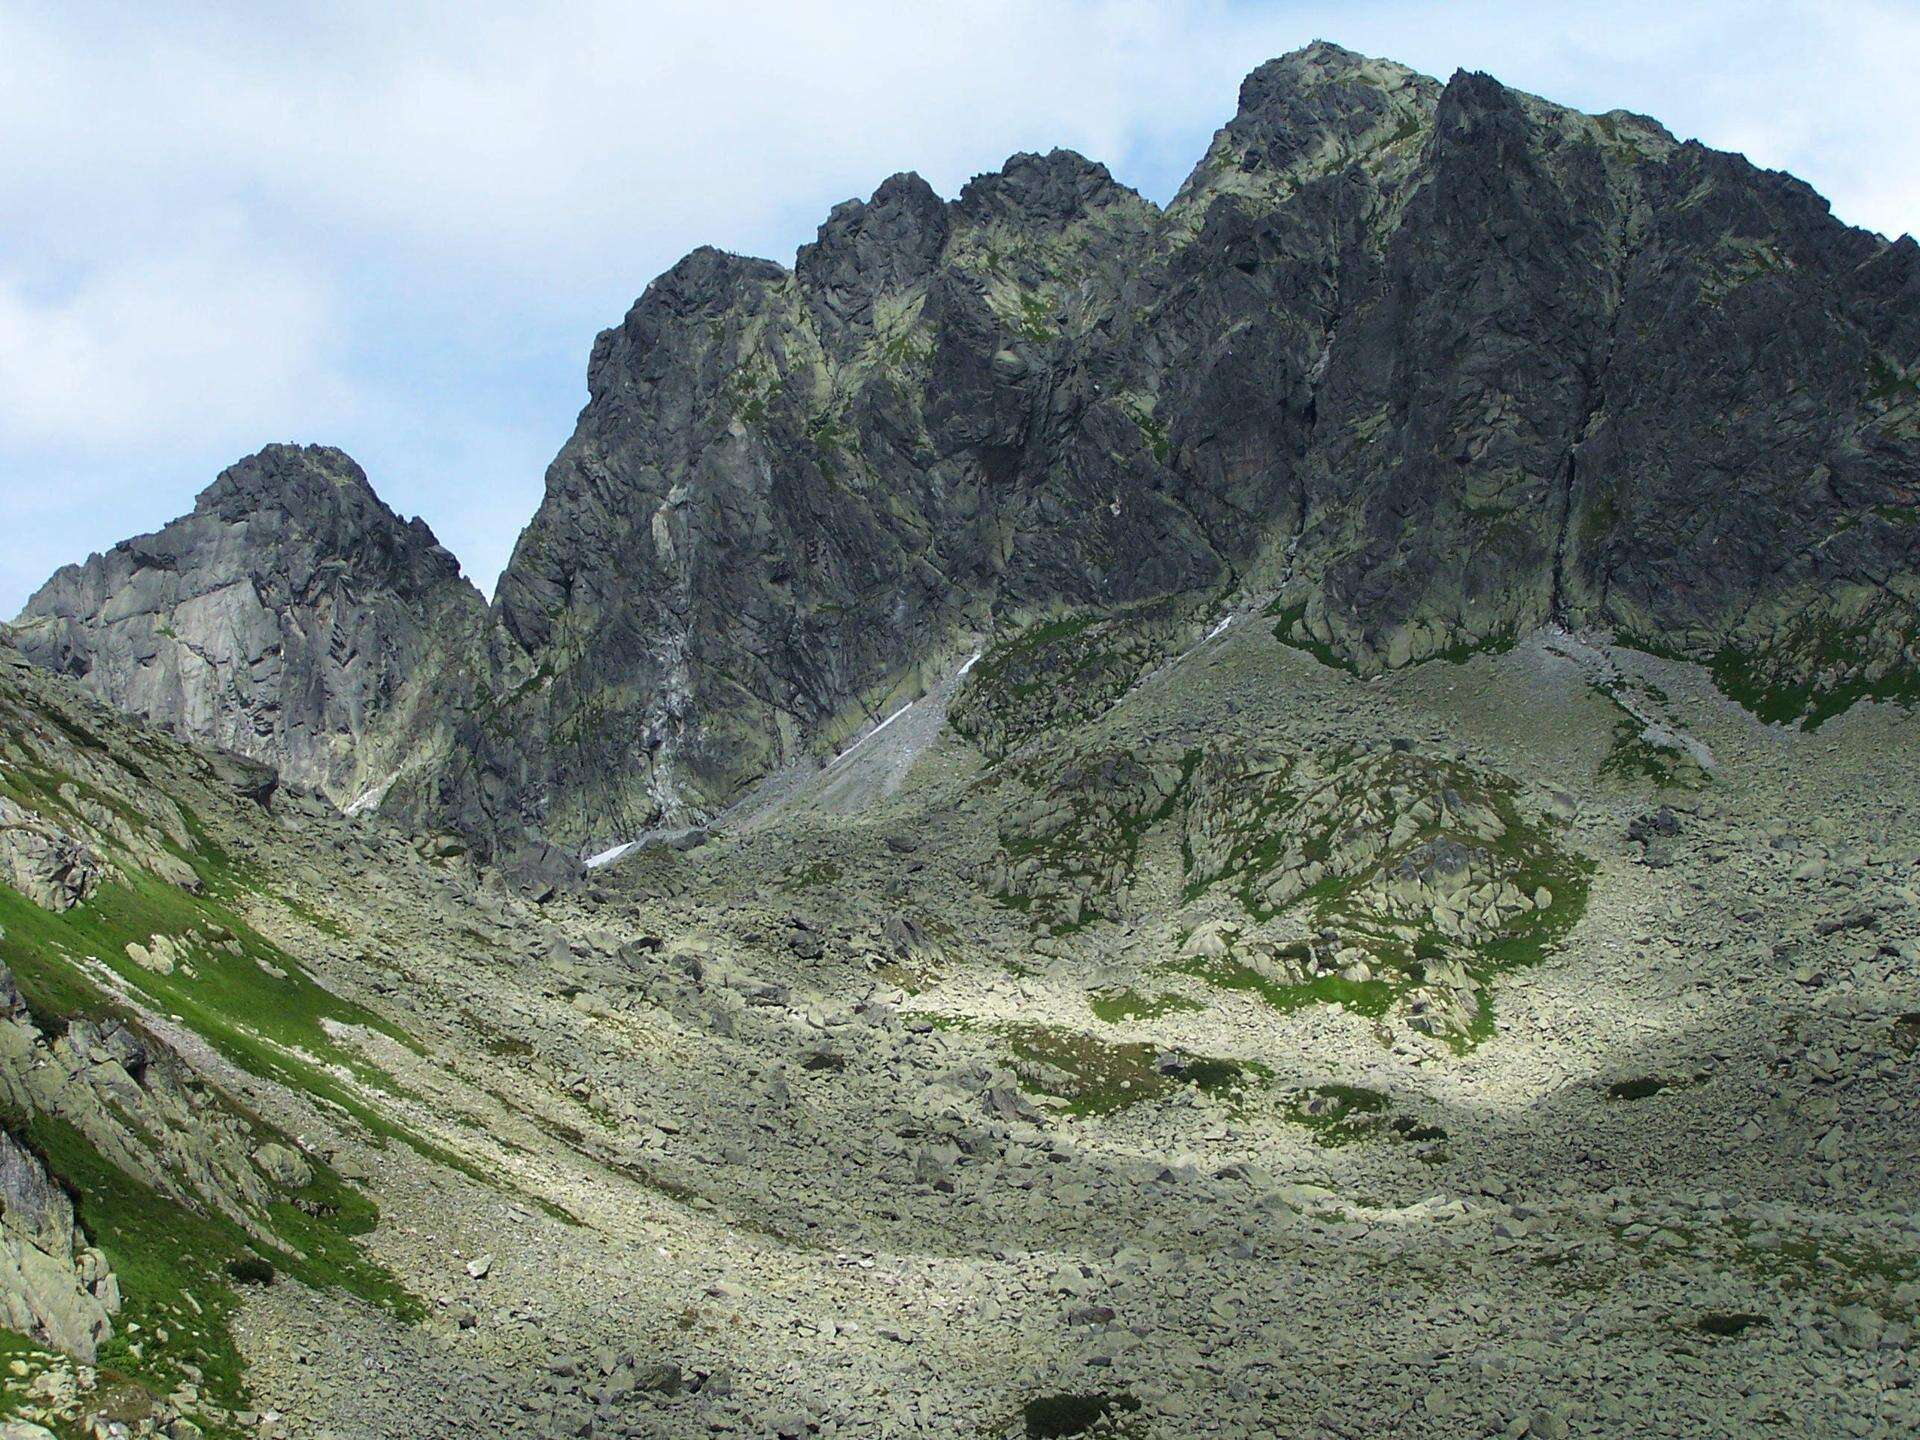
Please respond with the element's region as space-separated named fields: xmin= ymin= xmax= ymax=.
xmin=829 ymin=701 xmax=915 ymax=769
xmin=584 ymin=841 xmax=635 ymax=869
xmin=1204 ymin=615 xmax=1233 ymax=643
xmin=958 ymin=649 xmax=983 ymax=676
xmin=344 ymin=771 xmax=399 ymax=817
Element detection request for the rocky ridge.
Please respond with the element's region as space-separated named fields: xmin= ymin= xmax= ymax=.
xmin=14 ymin=43 xmax=1919 ymax=862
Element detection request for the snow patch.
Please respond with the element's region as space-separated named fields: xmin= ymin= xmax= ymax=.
xmin=344 ymin=772 xmax=399 ymax=818
xmin=958 ymin=650 xmax=983 ymax=677
xmin=584 ymin=841 xmax=635 ymax=870
xmin=1204 ymin=616 xmax=1233 ymax=643
xmin=829 ymin=701 xmax=914 ymax=769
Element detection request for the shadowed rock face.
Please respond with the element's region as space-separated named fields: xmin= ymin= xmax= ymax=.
xmin=456 ymin=43 xmax=1917 ymax=847
xmin=15 ymin=44 xmax=1920 ymax=856
xmin=13 ymin=444 xmax=489 ymax=809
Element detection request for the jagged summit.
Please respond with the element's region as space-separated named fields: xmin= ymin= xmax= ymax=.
xmin=17 ymin=46 xmax=1920 ymax=860
xmin=13 ymin=442 xmax=488 ymax=808
xmin=194 ymin=441 xmax=377 ymax=510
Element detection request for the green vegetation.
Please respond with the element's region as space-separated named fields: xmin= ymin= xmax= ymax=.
xmin=0 ymin=751 xmax=512 ymax=1190
xmin=1002 ymin=1024 xmax=1256 ymax=1118
xmin=779 ymin=857 xmax=842 ymax=891
xmin=1866 ymin=354 xmax=1920 ymax=406
xmin=10 ymin=1110 xmax=418 ymax=1437
xmin=952 ymin=596 xmax=1199 ymax=761
xmin=723 ymin=363 xmax=784 ymax=426
xmin=986 ymin=745 xmax=1201 ymax=934
xmin=965 ymin=614 xmax=1106 ymax=696
xmin=1265 ymin=599 xmax=1513 ymax=673
xmin=1266 ymin=599 xmax=1355 ymax=673
xmin=1124 ymin=402 xmax=1171 ymax=463
xmin=1726 ymin=1224 xmax=1919 ymax=1321
xmin=1016 ymin=292 xmax=1056 ymax=344
xmin=0 ymin=872 xmax=449 ymax=1172
xmin=1710 ymin=640 xmax=1920 ymax=732
xmin=1432 ymin=630 xmax=1517 ymax=666
xmin=1618 ymin=627 xmax=1920 ymax=732
xmin=1280 ymin=1084 xmax=1391 ymax=1146
xmin=1088 ymin=988 xmax=1204 ymax=1023
xmin=1174 ymin=747 xmax=1594 ymax=1047
xmin=1172 ymin=954 xmax=1394 ymax=1019
xmin=1383 ymin=116 xmax=1424 ymax=148
xmin=1588 ymin=674 xmax=1708 ymax=791
xmin=0 ymin=1330 xmax=68 ymax=1432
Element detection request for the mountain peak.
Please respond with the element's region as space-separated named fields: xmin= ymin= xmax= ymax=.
xmin=193 ymin=442 xmax=380 ymax=520
xmin=15 ymin=443 xmax=485 ymax=806
xmin=957 ymin=148 xmax=1144 ymax=225
xmin=1234 ymin=40 xmax=1436 ymax=118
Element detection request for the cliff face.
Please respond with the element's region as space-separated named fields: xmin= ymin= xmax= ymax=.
xmin=13 ymin=444 xmax=490 ymax=809
xmin=465 ymin=150 xmax=1202 ymax=845
xmin=460 ymin=43 xmax=1917 ymax=845
xmin=16 ymin=44 xmax=1920 ymax=853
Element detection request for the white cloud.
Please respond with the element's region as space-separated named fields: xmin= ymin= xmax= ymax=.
xmin=0 ymin=227 xmax=355 ymax=452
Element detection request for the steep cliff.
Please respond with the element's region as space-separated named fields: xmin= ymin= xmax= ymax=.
xmin=458 ymin=43 xmax=1916 ymax=845
xmin=13 ymin=444 xmax=491 ymax=810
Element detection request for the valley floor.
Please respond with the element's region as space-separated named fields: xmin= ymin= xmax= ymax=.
xmin=4 ymin=622 xmax=1917 ymax=1438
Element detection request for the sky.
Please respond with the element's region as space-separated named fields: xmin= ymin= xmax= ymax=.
xmin=2 ymin=0 xmax=1916 ymax=616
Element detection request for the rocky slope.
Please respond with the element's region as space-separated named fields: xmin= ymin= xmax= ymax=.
xmin=12 ymin=444 xmax=489 ymax=814
xmin=3 ymin=589 xmax=1919 ymax=1437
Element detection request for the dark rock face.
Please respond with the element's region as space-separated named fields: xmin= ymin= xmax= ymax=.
xmin=16 ymin=44 xmax=1920 ymax=854
xmin=13 ymin=444 xmax=489 ymax=808
xmin=465 ymin=43 xmax=1916 ymax=843
xmin=467 ymin=148 xmax=1200 ymax=844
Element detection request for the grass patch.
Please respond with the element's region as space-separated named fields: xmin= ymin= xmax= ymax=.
xmin=1171 ymin=955 xmax=1394 ymax=1018
xmin=1016 ymin=292 xmax=1055 ymax=344
xmin=1088 ymin=988 xmax=1204 ymax=1023
xmin=1618 ymin=627 xmax=1920 ymax=732
xmin=952 ymin=595 xmax=1198 ymax=761
xmin=1024 ymin=1392 xmax=1141 ymax=1438
xmin=1002 ymin=1024 xmax=1255 ymax=1118
xmin=14 ymin=1110 xmax=418 ymax=1435
xmin=0 ymin=844 xmax=498 ymax=1192
xmin=1266 ymin=600 xmax=1355 ymax=673
xmin=1727 ymin=1224 xmax=1919 ymax=1320
xmin=1179 ymin=746 xmax=1594 ymax=1047
xmin=778 ymin=858 xmax=842 ymax=891
xmin=1281 ymin=1084 xmax=1390 ymax=1146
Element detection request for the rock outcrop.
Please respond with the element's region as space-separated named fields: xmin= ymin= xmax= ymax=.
xmin=0 ymin=798 xmax=104 ymax=912
xmin=0 ymin=1126 xmax=118 ymax=1363
xmin=13 ymin=444 xmax=490 ymax=810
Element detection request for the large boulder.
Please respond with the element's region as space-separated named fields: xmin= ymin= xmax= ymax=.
xmin=0 ymin=1130 xmax=119 ymax=1362
xmin=0 ymin=797 xmax=103 ymax=912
